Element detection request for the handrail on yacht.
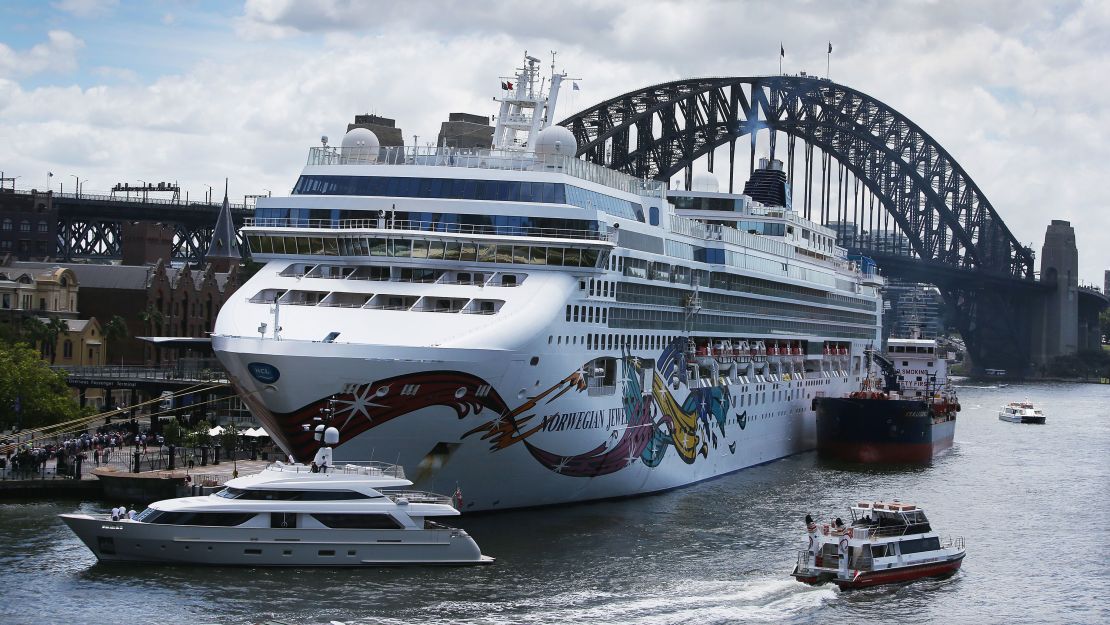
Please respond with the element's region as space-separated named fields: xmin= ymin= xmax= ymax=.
xmin=269 ymin=460 xmax=406 ymax=479
xmin=382 ymin=490 xmax=455 ymax=507
xmin=244 ymin=217 xmax=609 ymax=241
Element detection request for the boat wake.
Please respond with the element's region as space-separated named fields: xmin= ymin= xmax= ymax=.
xmin=348 ymin=578 xmax=835 ymax=625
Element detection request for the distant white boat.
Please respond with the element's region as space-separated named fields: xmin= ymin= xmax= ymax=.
xmin=998 ymin=400 xmax=1045 ymax=424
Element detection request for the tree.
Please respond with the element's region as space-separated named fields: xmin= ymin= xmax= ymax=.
xmin=103 ymin=315 xmax=129 ymax=365
xmin=138 ymin=305 xmax=165 ymax=363
xmin=219 ymin=424 xmax=241 ymax=476
xmin=162 ymin=418 xmax=183 ymax=470
xmin=43 ymin=316 xmax=69 ymax=364
xmin=0 ymin=343 xmax=88 ymax=430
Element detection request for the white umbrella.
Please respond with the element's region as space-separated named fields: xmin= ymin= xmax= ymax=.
xmin=208 ymin=425 xmax=225 ymax=436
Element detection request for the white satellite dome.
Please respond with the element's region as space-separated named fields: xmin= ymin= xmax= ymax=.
xmin=340 ymin=127 xmax=380 ymax=162
xmin=691 ymin=172 xmax=719 ymax=193
xmin=532 ymin=125 xmax=578 ymax=157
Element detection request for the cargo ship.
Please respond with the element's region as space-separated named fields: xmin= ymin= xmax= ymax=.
xmin=813 ymin=338 xmax=959 ymax=464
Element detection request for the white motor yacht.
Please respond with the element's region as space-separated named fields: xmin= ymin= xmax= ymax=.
xmin=998 ymin=400 xmax=1045 ymax=424
xmin=60 ymin=428 xmax=493 ymax=566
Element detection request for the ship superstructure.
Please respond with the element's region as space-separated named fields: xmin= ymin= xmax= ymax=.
xmin=212 ymin=54 xmax=884 ymax=511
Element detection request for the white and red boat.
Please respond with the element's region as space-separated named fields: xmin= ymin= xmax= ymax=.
xmin=791 ymin=500 xmax=965 ymax=589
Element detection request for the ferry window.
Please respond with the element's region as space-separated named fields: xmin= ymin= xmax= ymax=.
xmin=411 ymin=239 xmax=428 ymax=258
xmin=649 ymin=206 xmax=660 ymax=226
xmin=501 ymin=274 xmax=517 ymax=286
xmin=927 ymin=361 xmax=934 ymax=367
xmin=495 ymin=245 xmax=513 ymax=263
xmin=530 ymin=246 xmax=547 ymax=265
xmin=870 ymin=544 xmax=889 ymax=558
xmin=582 ymin=248 xmax=600 ymax=267
xmin=547 ymin=247 xmax=564 ymax=265
xmin=393 ymin=240 xmax=411 ymax=258
xmin=564 ymin=248 xmax=582 ymax=266
xmin=566 ymin=305 xmax=572 ymax=321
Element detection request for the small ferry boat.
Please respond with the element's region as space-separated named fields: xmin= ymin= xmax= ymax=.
xmin=999 ymin=400 xmax=1045 ymax=424
xmin=60 ymin=428 xmax=492 ymax=566
xmin=791 ymin=501 xmax=965 ymax=589
xmin=813 ymin=338 xmax=960 ymax=464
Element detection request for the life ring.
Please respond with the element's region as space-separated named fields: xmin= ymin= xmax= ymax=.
xmin=839 ymin=537 xmax=849 ymax=551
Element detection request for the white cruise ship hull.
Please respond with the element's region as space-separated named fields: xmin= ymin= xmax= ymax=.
xmin=215 ymin=335 xmax=856 ymax=511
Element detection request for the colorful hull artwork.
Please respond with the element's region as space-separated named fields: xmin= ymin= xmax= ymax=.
xmin=225 ymin=337 xmax=833 ymax=510
xmin=246 ymin=339 xmax=734 ymax=475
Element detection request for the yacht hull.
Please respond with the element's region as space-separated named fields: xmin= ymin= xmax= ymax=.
xmin=59 ymin=514 xmax=491 ymax=566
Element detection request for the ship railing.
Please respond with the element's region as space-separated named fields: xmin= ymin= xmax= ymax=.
xmin=305 ymin=145 xmax=667 ymax=199
xmin=269 ymin=460 xmax=406 ymax=479
xmin=381 ymin=489 xmax=455 ymax=507
xmin=244 ymin=217 xmax=608 ymax=242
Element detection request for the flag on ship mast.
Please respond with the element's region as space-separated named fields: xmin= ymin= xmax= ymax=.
xmin=572 ymin=82 xmax=580 ymax=91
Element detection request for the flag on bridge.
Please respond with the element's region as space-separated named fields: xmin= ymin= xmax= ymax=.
xmin=828 ymin=42 xmax=833 ymax=53
xmin=780 ymin=43 xmax=785 ymax=57
xmin=573 ymin=82 xmax=580 ymax=91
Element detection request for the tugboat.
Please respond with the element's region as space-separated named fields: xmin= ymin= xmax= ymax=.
xmin=999 ymin=400 xmax=1046 ymax=424
xmin=813 ymin=338 xmax=960 ymax=464
xmin=791 ymin=501 xmax=965 ymax=589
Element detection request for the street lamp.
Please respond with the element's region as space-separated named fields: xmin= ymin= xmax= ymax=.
xmin=70 ymin=174 xmax=80 ymax=198
xmin=262 ymin=188 xmax=272 ymax=197
xmin=204 ymin=184 xmax=213 ymax=203
xmin=138 ymin=179 xmax=147 ymax=202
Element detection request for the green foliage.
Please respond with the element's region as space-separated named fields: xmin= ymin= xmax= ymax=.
xmin=103 ymin=315 xmax=129 ymax=364
xmin=43 ymin=316 xmax=68 ymax=364
xmin=0 ymin=343 xmax=87 ymax=429
xmin=218 ymin=423 xmax=240 ymax=452
xmin=1045 ymin=349 xmax=1110 ymax=379
xmin=162 ymin=418 xmax=183 ymax=447
xmin=193 ymin=420 xmax=213 ymax=447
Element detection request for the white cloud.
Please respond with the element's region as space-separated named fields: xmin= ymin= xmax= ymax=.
xmin=0 ymin=30 xmax=85 ymax=79
xmin=2 ymin=0 xmax=1109 ymax=283
xmin=51 ymin=0 xmax=119 ymax=18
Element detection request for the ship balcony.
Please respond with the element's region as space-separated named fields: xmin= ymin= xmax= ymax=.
xmin=244 ymin=217 xmax=615 ymax=244
xmin=304 ymin=145 xmax=667 ymax=199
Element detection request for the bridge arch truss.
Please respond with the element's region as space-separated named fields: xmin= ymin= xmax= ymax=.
xmin=559 ymin=76 xmax=1034 ymax=280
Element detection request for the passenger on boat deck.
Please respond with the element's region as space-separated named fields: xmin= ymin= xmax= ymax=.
xmin=127 ymin=507 xmax=137 ymax=520
xmin=310 ymin=461 xmax=319 ymax=473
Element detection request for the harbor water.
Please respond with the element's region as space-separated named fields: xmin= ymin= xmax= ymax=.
xmin=2 ymin=382 xmax=1107 ymax=625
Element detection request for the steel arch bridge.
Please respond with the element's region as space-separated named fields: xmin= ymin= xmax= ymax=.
xmin=559 ymin=75 xmax=1034 ymax=281
xmin=557 ymin=75 xmax=1058 ymax=372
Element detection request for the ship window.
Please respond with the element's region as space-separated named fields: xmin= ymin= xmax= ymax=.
xmin=501 ymin=274 xmax=516 ymax=286
xmin=870 ymin=544 xmax=890 ymax=558
xmin=312 ymin=514 xmax=402 ymax=529
xmin=150 ymin=512 xmax=257 ymax=526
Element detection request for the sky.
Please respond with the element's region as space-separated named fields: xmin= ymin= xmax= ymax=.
xmin=0 ymin=0 xmax=1107 ymax=284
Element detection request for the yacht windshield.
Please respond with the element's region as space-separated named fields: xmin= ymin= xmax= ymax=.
xmin=215 ymin=487 xmax=373 ymax=500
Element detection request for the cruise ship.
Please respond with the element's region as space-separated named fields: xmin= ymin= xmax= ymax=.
xmin=212 ymin=54 xmax=884 ymax=511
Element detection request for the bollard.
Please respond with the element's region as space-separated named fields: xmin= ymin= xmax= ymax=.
xmin=133 ymin=450 xmax=141 ymax=473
